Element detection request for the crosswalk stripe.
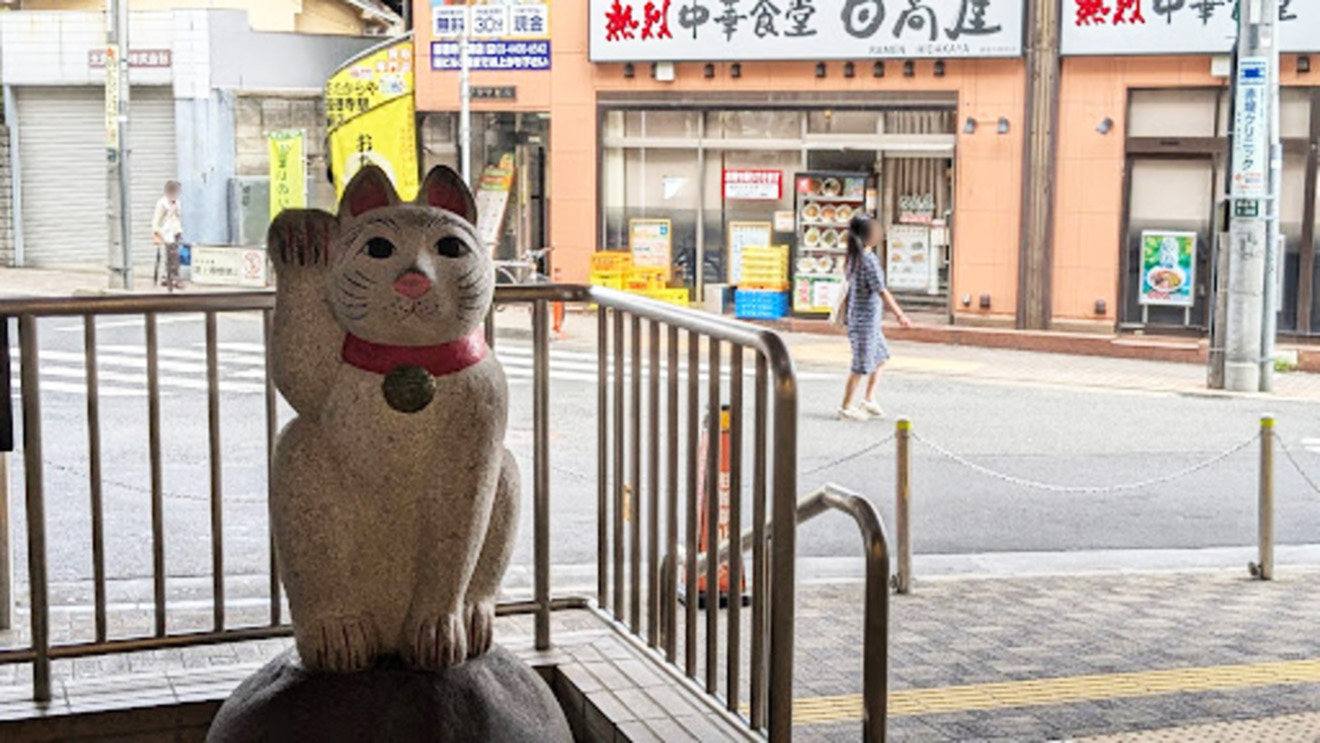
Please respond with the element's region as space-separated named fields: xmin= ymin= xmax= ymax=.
xmin=10 ymin=341 xmax=836 ymax=397
xmin=54 ymin=316 xmax=204 ymax=333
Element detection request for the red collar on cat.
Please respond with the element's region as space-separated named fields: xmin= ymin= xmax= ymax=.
xmin=341 ymin=328 xmax=488 ymax=378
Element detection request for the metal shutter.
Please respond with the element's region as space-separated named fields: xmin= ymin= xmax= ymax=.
xmin=16 ymin=86 xmax=177 ymax=268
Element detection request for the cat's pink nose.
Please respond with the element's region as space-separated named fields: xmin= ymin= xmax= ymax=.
xmin=393 ymin=271 xmax=432 ymax=300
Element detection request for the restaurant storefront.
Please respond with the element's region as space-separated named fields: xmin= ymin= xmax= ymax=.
xmin=414 ymin=0 xmax=1026 ymax=324
xmin=413 ymin=0 xmax=1320 ymax=336
xmin=1058 ymin=1 xmax=1320 ymax=336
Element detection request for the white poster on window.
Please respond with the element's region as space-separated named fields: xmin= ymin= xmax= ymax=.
xmin=885 ymin=225 xmax=933 ymax=292
xmin=589 ymin=0 xmax=1025 ymax=62
xmin=1061 ymin=0 xmax=1317 ymax=56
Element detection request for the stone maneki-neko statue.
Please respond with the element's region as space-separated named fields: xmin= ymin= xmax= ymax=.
xmin=208 ymin=166 xmax=570 ymax=743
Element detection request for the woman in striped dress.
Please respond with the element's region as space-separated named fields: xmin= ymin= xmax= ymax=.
xmin=839 ymin=215 xmax=910 ymax=421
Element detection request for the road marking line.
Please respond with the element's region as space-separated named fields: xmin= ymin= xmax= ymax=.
xmin=54 ymin=315 xmax=203 ymax=332
xmin=790 ymin=657 xmax=1320 ymax=724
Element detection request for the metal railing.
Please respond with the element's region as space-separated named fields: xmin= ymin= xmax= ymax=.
xmin=0 ymin=284 xmax=807 ymax=741
xmin=661 ymin=484 xmax=891 ymax=743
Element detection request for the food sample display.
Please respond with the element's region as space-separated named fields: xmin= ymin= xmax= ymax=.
xmin=791 ymin=171 xmax=869 ymax=316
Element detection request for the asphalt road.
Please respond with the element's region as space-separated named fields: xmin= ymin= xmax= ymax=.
xmin=5 ymin=310 xmax=1320 ymax=603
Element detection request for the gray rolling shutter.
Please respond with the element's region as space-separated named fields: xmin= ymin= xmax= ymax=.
xmin=17 ymin=86 xmax=177 ymax=268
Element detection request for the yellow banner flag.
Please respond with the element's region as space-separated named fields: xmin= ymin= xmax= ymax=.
xmin=268 ymin=129 xmax=307 ymax=220
xmin=327 ymin=37 xmax=419 ymax=201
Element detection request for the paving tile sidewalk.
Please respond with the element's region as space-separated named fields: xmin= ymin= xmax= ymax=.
xmin=4 ymin=569 xmax=1320 ymax=741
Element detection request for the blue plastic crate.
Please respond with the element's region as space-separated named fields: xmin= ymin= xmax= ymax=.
xmin=734 ymin=290 xmax=789 ymax=320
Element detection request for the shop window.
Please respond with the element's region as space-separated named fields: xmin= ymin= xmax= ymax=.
xmin=705 ymin=110 xmax=802 ymax=140
xmin=603 ymin=111 xmax=625 ymax=139
xmin=1128 ymin=89 xmax=1218 ymax=138
xmin=1123 ymin=158 xmax=1214 ymax=327
xmin=602 ymin=146 xmax=701 ymax=286
xmin=1279 ymin=154 xmax=1308 ymax=332
xmin=807 ymin=110 xmax=882 ymax=135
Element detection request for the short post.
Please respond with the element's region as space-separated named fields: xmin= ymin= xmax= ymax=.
xmin=1253 ymin=414 xmax=1275 ymax=580
xmin=893 ymin=417 xmax=912 ymax=595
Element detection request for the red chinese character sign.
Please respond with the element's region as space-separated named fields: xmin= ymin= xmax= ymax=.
xmin=1062 ymin=0 xmax=1315 ymax=55
xmin=590 ymin=0 xmax=1025 ymax=61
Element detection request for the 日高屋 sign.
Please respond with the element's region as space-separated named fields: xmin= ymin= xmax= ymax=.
xmin=589 ymin=0 xmax=1025 ymax=62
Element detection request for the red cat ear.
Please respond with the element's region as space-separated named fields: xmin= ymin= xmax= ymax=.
xmin=418 ymin=166 xmax=477 ymax=223
xmin=341 ymin=166 xmax=399 ymax=218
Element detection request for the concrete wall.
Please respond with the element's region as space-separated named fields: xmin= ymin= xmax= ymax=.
xmin=208 ymin=10 xmax=380 ymax=91
xmin=234 ymin=94 xmax=336 ymax=212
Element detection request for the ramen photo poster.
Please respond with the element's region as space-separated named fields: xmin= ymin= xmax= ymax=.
xmin=1139 ymin=230 xmax=1197 ymax=308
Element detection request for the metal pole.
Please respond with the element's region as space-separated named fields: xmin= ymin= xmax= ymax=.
xmin=1253 ymin=414 xmax=1275 ymax=580
xmin=1260 ymin=14 xmax=1283 ymax=392
xmin=458 ymin=1 xmax=473 ymax=186
xmin=106 ymin=0 xmax=133 ymax=290
xmin=1224 ymin=0 xmax=1277 ymax=392
xmin=0 ymin=452 xmax=9 ymax=631
xmin=893 ymin=418 xmax=912 ymax=595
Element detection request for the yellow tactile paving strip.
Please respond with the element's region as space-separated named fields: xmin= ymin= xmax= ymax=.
xmin=793 ymin=658 xmax=1320 ymax=725
xmin=1074 ymin=711 xmax=1320 ymax=742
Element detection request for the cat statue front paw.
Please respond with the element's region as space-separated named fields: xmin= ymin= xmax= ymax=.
xmin=299 ymin=615 xmax=378 ymax=673
xmin=407 ymin=611 xmax=468 ymax=670
xmin=465 ymin=601 xmax=496 ymax=659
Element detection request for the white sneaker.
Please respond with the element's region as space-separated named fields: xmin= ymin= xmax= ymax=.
xmin=837 ymin=406 xmax=869 ymax=422
xmin=861 ymin=400 xmax=886 ymax=418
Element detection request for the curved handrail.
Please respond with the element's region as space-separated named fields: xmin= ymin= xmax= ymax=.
xmin=662 ymin=483 xmax=890 ymax=743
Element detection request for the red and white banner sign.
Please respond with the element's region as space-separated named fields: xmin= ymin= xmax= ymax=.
xmin=722 ymin=169 xmax=782 ymax=201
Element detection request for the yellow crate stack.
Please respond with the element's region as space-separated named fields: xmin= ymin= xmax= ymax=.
xmin=639 ymin=288 xmax=690 ymax=307
xmin=740 ymin=245 xmax=790 ymax=291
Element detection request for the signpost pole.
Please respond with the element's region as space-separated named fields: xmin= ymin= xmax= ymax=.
xmin=458 ymin=0 xmax=473 ymax=186
xmin=1260 ymin=5 xmax=1283 ymax=392
xmin=106 ymin=0 xmax=133 ymax=290
xmin=1224 ymin=0 xmax=1277 ymax=392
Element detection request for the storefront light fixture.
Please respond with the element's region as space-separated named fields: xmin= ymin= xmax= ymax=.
xmin=1299 ymin=55 xmax=1312 ymax=74
xmin=997 ymin=117 xmax=1010 ymax=134
xmin=816 ymin=62 xmax=827 ymax=78
xmin=963 ymin=117 xmax=977 ymax=134
xmin=1096 ymin=117 xmax=1114 ymax=135
xmin=873 ymin=61 xmax=885 ymax=77
xmin=903 ymin=60 xmax=915 ymax=77
xmin=934 ymin=60 xmax=946 ymax=77
xmin=844 ymin=61 xmax=855 ymax=78
xmin=623 ymin=63 xmax=635 ymax=79
xmin=731 ymin=62 xmax=742 ymax=78
xmin=704 ymin=63 xmax=715 ymax=79
xmin=980 ymin=294 xmax=992 ymax=310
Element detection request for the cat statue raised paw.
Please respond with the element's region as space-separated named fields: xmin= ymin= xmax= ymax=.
xmin=267 ymin=165 xmax=518 ymax=673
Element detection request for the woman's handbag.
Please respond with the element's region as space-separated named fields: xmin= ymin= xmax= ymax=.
xmin=828 ymin=277 xmax=851 ymax=328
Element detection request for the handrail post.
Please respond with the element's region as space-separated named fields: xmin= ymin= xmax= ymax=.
xmin=18 ymin=315 xmax=51 ymax=703
xmin=1252 ymin=414 xmax=1275 ymax=581
xmin=893 ymin=418 xmax=912 ymax=595
xmin=862 ymin=515 xmax=889 ymax=743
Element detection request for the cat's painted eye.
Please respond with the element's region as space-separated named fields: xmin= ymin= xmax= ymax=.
xmin=435 ymin=237 xmax=468 ymax=259
xmin=366 ymin=237 xmax=395 ymax=259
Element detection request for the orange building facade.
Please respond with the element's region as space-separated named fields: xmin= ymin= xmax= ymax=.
xmin=414 ymin=0 xmax=1320 ymax=337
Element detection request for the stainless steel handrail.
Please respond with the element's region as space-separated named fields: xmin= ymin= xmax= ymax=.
xmin=0 ymin=284 xmax=802 ymax=742
xmin=660 ymin=484 xmax=891 ymax=743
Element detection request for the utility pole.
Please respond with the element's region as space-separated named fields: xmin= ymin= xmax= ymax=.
xmin=458 ymin=0 xmax=472 ymax=186
xmin=1260 ymin=6 xmax=1283 ymax=392
xmin=106 ymin=0 xmax=133 ymax=290
xmin=1224 ymin=0 xmax=1278 ymax=392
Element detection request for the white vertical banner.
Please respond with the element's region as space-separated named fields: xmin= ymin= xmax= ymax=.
xmin=1231 ymin=57 xmax=1269 ymax=199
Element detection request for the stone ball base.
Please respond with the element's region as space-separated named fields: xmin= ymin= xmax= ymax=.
xmin=207 ymin=646 xmax=572 ymax=743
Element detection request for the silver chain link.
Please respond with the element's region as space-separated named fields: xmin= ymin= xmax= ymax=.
xmin=1274 ymin=432 xmax=1320 ymax=497
xmin=911 ymin=431 xmax=1258 ymax=495
xmin=802 ymin=432 xmax=897 ymax=477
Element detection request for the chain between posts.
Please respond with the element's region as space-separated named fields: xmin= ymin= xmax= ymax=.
xmin=802 ymin=432 xmax=898 ymax=477
xmin=1274 ymin=433 xmax=1320 ymax=496
xmin=910 ymin=432 xmax=1259 ymax=495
